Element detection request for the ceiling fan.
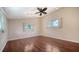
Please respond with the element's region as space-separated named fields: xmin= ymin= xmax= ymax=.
xmin=35 ymin=7 xmax=47 ymax=16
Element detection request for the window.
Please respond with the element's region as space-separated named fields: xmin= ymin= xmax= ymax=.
xmin=23 ymin=23 xmax=33 ymax=31
xmin=0 ymin=13 xmax=4 ymax=33
xmin=0 ymin=19 xmax=2 ymax=32
xmin=48 ymin=19 xmax=61 ymax=28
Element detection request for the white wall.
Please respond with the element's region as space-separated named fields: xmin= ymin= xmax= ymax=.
xmin=0 ymin=8 xmax=8 ymax=51
xmin=8 ymin=7 xmax=79 ymax=43
xmin=8 ymin=18 xmax=41 ymax=40
xmin=42 ymin=7 xmax=79 ymax=43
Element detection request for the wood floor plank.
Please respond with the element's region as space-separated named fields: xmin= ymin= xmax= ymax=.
xmin=3 ymin=36 xmax=79 ymax=52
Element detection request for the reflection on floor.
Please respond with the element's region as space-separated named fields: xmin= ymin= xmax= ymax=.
xmin=3 ymin=36 xmax=79 ymax=52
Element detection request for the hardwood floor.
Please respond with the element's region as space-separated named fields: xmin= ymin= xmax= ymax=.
xmin=3 ymin=36 xmax=79 ymax=52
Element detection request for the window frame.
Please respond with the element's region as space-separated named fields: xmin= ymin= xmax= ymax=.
xmin=23 ymin=23 xmax=33 ymax=31
xmin=48 ymin=18 xmax=62 ymax=29
xmin=0 ymin=11 xmax=5 ymax=34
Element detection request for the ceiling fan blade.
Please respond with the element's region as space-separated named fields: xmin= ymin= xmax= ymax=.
xmin=42 ymin=8 xmax=47 ymax=11
xmin=42 ymin=12 xmax=47 ymax=14
xmin=40 ymin=13 xmax=42 ymax=16
xmin=37 ymin=8 xmax=42 ymax=11
xmin=35 ymin=12 xmax=40 ymax=14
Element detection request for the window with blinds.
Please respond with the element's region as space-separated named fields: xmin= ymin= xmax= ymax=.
xmin=48 ymin=19 xmax=62 ymax=29
xmin=0 ymin=12 xmax=4 ymax=33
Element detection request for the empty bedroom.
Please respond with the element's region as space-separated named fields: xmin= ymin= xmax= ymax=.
xmin=0 ymin=7 xmax=79 ymax=52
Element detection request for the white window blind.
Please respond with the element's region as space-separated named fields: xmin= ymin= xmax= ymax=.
xmin=48 ymin=19 xmax=61 ymax=28
xmin=0 ymin=12 xmax=4 ymax=33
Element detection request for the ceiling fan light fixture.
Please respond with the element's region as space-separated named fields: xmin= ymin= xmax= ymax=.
xmin=35 ymin=7 xmax=47 ymax=16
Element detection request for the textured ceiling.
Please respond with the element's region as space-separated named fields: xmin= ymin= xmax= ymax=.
xmin=3 ymin=7 xmax=60 ymax=19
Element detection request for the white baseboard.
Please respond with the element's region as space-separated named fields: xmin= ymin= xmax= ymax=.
xmin=8 ymin=34 xmax=79 ymax=43
xmin=42 ymin=34 xmax=79 ymax=43
xmin=0 ymin=39 xmax=8 ymax=52
xmin=8 ymin=34 xmax=40 ymax=41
